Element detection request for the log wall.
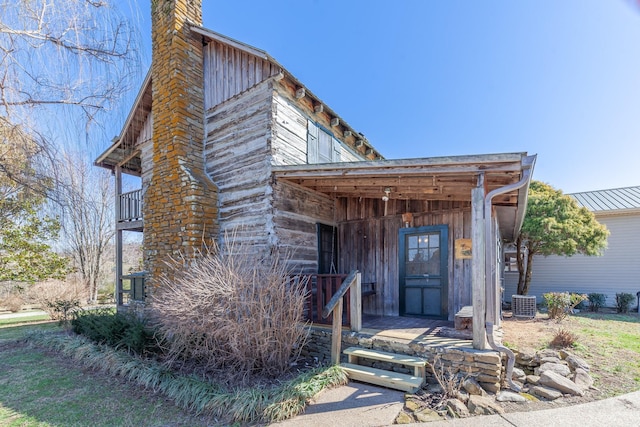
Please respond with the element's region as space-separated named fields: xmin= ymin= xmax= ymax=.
xmin=204 ymin=80 xmax=274 ymax=252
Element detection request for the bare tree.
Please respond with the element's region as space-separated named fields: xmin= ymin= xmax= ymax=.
xmin=0 ymin=0 xmax=139 ymax=123
xmin=54 ymin=150 xmax=114 ymax=303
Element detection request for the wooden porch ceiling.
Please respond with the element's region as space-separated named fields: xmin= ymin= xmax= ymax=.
xmin=273 ymin=153 xmax=531 ymax=205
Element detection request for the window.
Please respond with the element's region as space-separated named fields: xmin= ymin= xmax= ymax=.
xmin=504 ymin=252 xmax=518 ymax=272
xmin=308 ymin=120 xmax=340 ymax=164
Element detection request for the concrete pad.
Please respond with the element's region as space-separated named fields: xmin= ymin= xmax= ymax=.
xmin=502 ymin=390 xmax=640 ymax=427
xmin=412 ymin=390 xmax=640 ymax=427
xmin=272 ymin=381 xmax=404 ymax=427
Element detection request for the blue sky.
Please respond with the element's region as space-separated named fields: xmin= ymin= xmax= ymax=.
xmin=123 ymin=0 xmax=640 ymax=194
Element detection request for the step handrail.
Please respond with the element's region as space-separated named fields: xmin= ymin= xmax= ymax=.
xmin=322 ymin=269 xmax=359 ymax=319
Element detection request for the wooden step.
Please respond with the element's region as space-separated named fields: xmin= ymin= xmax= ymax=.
xmin=340 ymin=363 xmax=424 ymax=393
xmin=343 ymin=347 xmax=427 ymax=377
xmin=344 ymin=347 xmax=426 ymax=367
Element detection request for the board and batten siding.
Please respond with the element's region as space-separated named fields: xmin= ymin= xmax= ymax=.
xmin=138 ymin=114 xmax=153 ymax=202
xmin=270 ymin=90 xmax=365 ymax=166
xmin=203 ymin=40 xmax=280 ymax=110
xmin=503 ymin=212 xmax=640 ymax=307
xmin=338 ymin=198 xmax=473 ymax=320
xmin=204 ymin=79 xmax=275 ymax=252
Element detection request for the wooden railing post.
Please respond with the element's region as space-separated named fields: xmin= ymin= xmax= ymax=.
xmin=331 ymin=298 xmax=343 ymax=364
xmin=350 ymin=272 xmax=362 ymax=332
xmin=322 ymin=269 xmax=359 ymax=365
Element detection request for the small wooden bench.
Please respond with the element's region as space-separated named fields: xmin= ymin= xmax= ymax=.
xmin=454 ymin=305 xmax=473 ymax=330
xmin=361 ymin=282 xmax=376 ymax=297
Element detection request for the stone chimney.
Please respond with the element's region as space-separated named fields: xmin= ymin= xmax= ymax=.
xmin=145 ymin=0 xmax=218 ymax=289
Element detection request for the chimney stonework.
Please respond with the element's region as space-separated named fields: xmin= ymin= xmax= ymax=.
xmin=145 ymin=0 xmax=218 ymax=290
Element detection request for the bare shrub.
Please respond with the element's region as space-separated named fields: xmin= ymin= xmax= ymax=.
xmin=27 ymin=277 xmax=85 ymax=318
xmin=431 ymin=354 xmax=470 ymax=399
xmin=549 ymin=328 xmax=578 ymax=348
xmin=150 ymin=242 xmax=309 ymax=383
xmin=4 ymin=293 xmax=24 ymax=312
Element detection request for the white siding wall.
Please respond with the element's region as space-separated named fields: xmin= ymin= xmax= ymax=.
xmin=504 ymin=213 xmax=640 ymax=308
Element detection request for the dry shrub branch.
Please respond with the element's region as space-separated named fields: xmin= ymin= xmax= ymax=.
xmin=150 ymin=241 xmax=309 ymax=383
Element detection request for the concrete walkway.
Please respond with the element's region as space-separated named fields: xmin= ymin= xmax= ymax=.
xmin=0 ymin=310 xmax=48 ymax=320
xmin=272 ymin=383 xmax=640 ymax=427
xmin=272 ymin=382 xmax=405 ymax=427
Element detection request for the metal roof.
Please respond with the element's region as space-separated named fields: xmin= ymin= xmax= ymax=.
xmin=570 ymin=186 xmax=640 ymax=212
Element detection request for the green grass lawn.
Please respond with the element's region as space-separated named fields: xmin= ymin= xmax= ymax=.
xmin=0 ymin=323 xmax=219 ymax=427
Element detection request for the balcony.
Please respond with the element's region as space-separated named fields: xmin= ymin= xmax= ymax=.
xmin=117 ymin=189 xmax=143 ymax=231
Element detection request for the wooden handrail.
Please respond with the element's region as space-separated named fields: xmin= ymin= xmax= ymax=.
xmin=322 ymin=269 xmax=359 ymax=319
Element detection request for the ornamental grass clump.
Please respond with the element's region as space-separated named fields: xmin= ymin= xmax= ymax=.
xmin=150 ymin=241 xmax=310 ymax=383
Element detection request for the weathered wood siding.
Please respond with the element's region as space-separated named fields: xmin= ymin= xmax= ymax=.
xmin=337 ymin=198 xmax=472 ymax=319
xmin=270 ymin=86 xmax=365 ymax=166
xmin=504 ymin=212 xmax=640 ymax=308
xmin=272 ymin=180 xmax=335 ymax=273
xmin=139 ymin=114 xmax=153 ymax=204
xmin=204 ymin=80 xmax=274 ymax=252
xmin=203 ymin=41 xmax=280 ymax=110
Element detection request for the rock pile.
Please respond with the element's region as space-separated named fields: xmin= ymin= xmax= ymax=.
xmin=513 ymin=348 xmax=595 ymax=400
xmin=396 ymin=348 xmax=596 ymax=423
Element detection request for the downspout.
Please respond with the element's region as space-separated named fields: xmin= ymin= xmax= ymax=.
xmin=483 ymin=155 xmax=536 ymax=392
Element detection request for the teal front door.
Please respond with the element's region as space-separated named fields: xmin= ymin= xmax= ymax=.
xmin=399 ymin=225 xmax=448 ymax=319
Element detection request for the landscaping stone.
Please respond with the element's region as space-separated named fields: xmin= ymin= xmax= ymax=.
xmin=573 ymin=367 xmax=594 ymax=390
xmin=479 ymin=381 xmax=500 ymax=394
xmin=538 ymin=370 xmax=584 ymax=396
xmin=462 ymin=378 xmax=487 ymax=396
xmin=531 ymin=385 xmax=563 ymax=400
xmin=511 ymin=367 xmax=527 ymax=382
xmin=415 ymin=408 xmax=443 ymax=422
xmin=536 ymin=362 xmax=571 ymax=377
xmin=467 ymin=395 xmax=505 ymax=415
xmin=446 ymin=398 xmax=470 ymax=418
xmin=395 ymin=411 xmax=414 ymax=424
xmin=526 ymin=374 xmax=540 ymax=385
xmin=496 ymin=391 xmax=527 ymax=402
xmin=565 ymin=354 xmax=590 ymax=372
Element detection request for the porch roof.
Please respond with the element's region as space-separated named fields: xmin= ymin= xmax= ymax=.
xmin=273 ymin=152 xmax=536 ymax=241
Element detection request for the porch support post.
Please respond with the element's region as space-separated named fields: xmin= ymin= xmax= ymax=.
xmin=114 ymin=165 xmax=123 ymax=307
xmin=349 ymin=272 xmax=362 ymax=332
xmin=471 ymin=174 xmax=487 ymax=349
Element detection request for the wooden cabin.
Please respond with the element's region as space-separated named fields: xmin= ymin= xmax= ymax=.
xmin=95 ymin=0 xmax=535 ymax=350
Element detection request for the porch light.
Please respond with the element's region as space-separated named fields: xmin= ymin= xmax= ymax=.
xmin=382 ymin=187 xmax=391 ymax=202
xmin=382 ymin=187 xmax=391 ymax=216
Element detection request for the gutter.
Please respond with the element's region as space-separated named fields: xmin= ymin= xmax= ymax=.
xmin=483 ymin=154 xmax=536 ymax=392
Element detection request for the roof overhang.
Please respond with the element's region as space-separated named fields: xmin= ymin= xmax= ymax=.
xmin=273 ymin=152 xmax=536 ymax=241
xmin=94 ymin=69 xmax=152 ymax=175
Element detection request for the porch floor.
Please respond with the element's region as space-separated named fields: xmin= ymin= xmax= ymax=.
xmin=359 ymin=315 xmax=473 ymax=349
